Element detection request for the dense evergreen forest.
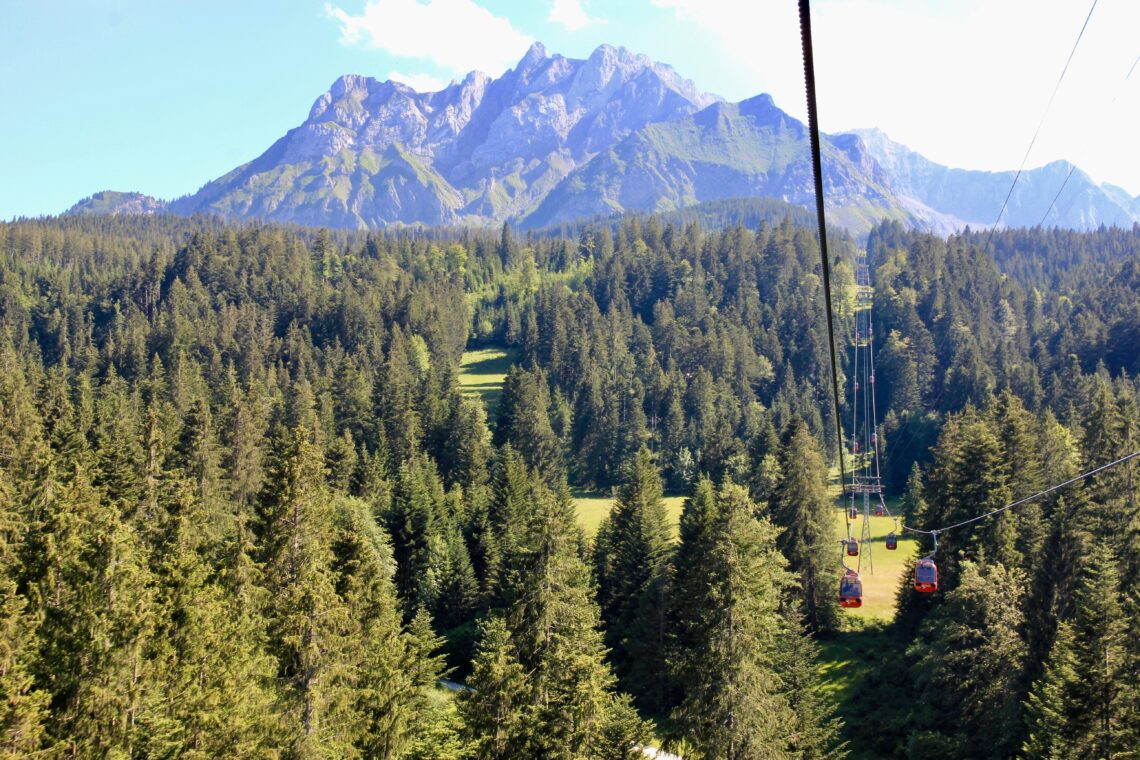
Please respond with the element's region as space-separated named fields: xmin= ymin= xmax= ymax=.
xmin=0 ymin=212 xmax=1136 ymax=758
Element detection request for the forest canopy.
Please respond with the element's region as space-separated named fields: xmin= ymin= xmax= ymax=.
xmin=0 ymin=213 xmax=1137 ymax=757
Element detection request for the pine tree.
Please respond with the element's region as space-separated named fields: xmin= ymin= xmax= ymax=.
xmin=502 ymin=481 xmax=649 ymax=758
xmin=259 ymin=428 xmax=356 ymax=758
xmin=460 ymin=616 xmax=530 ymax=759
xmin=594 ymin=447 xmax=672 ymax=714
xmin=1023 ymin=622 xmax=1081 ymax=759
xmin=771 ymin=418 xmax=838 ymax=632
xmin=670 ymin=482 xmax=797 ymax=758
xmin=906 ymin=560 xmax=1027 ymax=758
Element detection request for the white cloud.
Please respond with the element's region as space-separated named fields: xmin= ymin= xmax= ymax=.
xmin=650 ymin=0 xmax=1140 ymax=195
xmin=387 ymin=70 xmax=448 ymax=92
xmin=326 ymin=0 xmax=533 ymax=77
xmin=548 ymin=0 xmax=605 ymax=32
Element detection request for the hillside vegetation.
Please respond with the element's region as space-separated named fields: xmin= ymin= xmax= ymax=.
xmin=0 ymin=213 xmax=1136 ymax=757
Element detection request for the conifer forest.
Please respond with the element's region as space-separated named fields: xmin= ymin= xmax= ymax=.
xmin=0 ymin=212 xmax=1138 ymax=759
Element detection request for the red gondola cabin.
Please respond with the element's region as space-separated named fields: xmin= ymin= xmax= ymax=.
xmin=875 ymin=504 xmax=885 ymax=517
xmin=838 ymin=570 xmax=863 ymax=608
xmin=886 ymin=532 xmax=898 ymax=550
xmin=915 ymin=558 xmax=939 ymax=593
xmin=846 ymin=539 xmax=859 ymax=557
xmin=849 ymin=505 xmax=859 ymax=520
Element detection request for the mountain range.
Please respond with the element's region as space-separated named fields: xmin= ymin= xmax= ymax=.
xmin=68 ymin=43 xmax=1140 ymax=236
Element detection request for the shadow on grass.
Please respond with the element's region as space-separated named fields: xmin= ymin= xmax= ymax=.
xmin=819 ymin=619 xmax=913 ymax=759
xmin=460 ymin=350 xmax=515 ymax=377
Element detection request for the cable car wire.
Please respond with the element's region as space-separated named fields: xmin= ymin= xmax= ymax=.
xmin=901 ymin=448 xmax=1140 ymax=536
xmin=982 ymin=0 xmax=1098 ymax=253
xmin=1039 ymin=49 xmax=1140 ymax=226
xmin=799 ymin=0 xmax=850 ymax=503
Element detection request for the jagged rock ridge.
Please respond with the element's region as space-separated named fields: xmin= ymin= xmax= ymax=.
xmin=72 ymin=43 xmax=1140 ymax=235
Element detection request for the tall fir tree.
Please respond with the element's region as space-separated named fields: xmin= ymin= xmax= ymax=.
xmin=594 ymin=447 xmax=672 ymax=714
xmin=771 ymin=418 xmax=838 ymax=632
xmin=670 ymin=482 xmax=798 ymax=758
xmin=259 ymin=428 xmax=356 ymax=758
xmin=906 ymin=560 xmax=1027 ymax=759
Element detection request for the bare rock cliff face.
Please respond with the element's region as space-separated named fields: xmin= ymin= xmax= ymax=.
xmin=80 ymin=43 xmax=1138 ymax=235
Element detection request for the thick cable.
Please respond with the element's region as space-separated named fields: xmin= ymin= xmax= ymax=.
xmin=800 ymin=0 xmax=849 ymax=496
xmin=902 ymin=448 xmax=1140 ymax=536
xmin=982 ymin=0 xmax=1098 ymax=252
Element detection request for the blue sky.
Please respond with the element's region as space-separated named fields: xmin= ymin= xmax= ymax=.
xmin=3 ymin=0 xmax=1138 ymax=218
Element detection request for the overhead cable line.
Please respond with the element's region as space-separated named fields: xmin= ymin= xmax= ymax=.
xmin=799 ymin=0 xmax=849 ymax=498
xmin=1040 ymin=48 xmax=1140 ymax=226
xmin=901 ymin=448 xmax=1140 ymax=536
xmin=982 ymin=0 xmax=1098 ymax=252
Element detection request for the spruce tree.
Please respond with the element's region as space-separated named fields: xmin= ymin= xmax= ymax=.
xmin=670 ymin=482 xmax=797 ymax=758
xmin=771 ymin=418 xmax=838 ymax=632
xmin=906 ymin=560 xmax=1027 ymax=758
xmin=460 ymin=616 xmax=530 ymax=759
xmin=259 ymin=428 xmax=356 ymax=758
xmin=1023 ymin=622 xmax=1081 ymax=758
xmin=0 ymin=582 xmax=48 ymax=757
xmin=594 ymin=447 xmax=672 ymax=714
xmin=776 ymin=613 xmax=845 ymax=759
xmin=139 ymin=473 xmax=278 ymax=756
xmin=500 ymin=480 xmax=649 ymax=758
xmin=1069 ymin=546 xmax=1128 ymax=758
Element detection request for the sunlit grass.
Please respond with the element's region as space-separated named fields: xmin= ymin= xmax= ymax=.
xmin=832 ymin=502 xmax=916 ymax=622
xmin=574 ymin=492 xmax=686 ymax=539
xmin=458 ymin=346 xmax=516 ymax=421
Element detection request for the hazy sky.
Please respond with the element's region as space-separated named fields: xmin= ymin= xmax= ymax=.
xmin=2 ymin=0 xmax=1137 ymax=218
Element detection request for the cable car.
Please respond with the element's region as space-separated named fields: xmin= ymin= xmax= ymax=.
xmin=846 ymin=539 xmax=859 ymax=557
xmin=848 ymin=505 xmax=858 ymax=520
xmin=838 ymin=570 xmax=863 ymax=608
xmin=875 ymin=503 xmax=885 ymax=517
xmin=886 ymin=532 xmax=898 ymax=550
xmin=870 ymin=432 xmax=878 ymax=446
xmin=853 ymin=441 xmax=861 ymax=454
xmin=915 ymin=558 xmax=939 ymax=593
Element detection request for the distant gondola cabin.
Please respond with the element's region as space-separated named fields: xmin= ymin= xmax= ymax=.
xmin=886 ymin=532 xmax=898 ymax=550
xmin=838 ymin=571 xmax=863 ymax=608
xmin=915 ymin=558 xmax=938 ymax=593
xmin=846 ymin=539 xmax=859 ymax=557
xmin=849 ymin=505 xmax=858 ymax=520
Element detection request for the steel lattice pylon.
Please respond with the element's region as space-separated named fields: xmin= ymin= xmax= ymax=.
xmin=847 ymin=251 xmax=883 ymax=575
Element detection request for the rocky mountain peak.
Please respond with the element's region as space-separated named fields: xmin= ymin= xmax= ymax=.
xmin=516 ymin=41 xmax=548 ymax=74
xmin=92 ymin=42 xmax=1134 ymax=235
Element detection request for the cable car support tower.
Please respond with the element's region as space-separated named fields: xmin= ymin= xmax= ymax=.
xmin=847 ymin=251 xmax=886 ymax=575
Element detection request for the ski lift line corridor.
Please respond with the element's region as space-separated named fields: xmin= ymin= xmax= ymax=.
xmin=799 ymin=0 xmax=1140 ymax=606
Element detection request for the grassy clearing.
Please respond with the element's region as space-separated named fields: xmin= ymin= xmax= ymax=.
xmin=574 ymin=493 xmax=687 ymax=539
xmin=458 ymin=347 xmax=516 ymax=421
xmin=832 ymin=504 xmax=916 ymax=621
